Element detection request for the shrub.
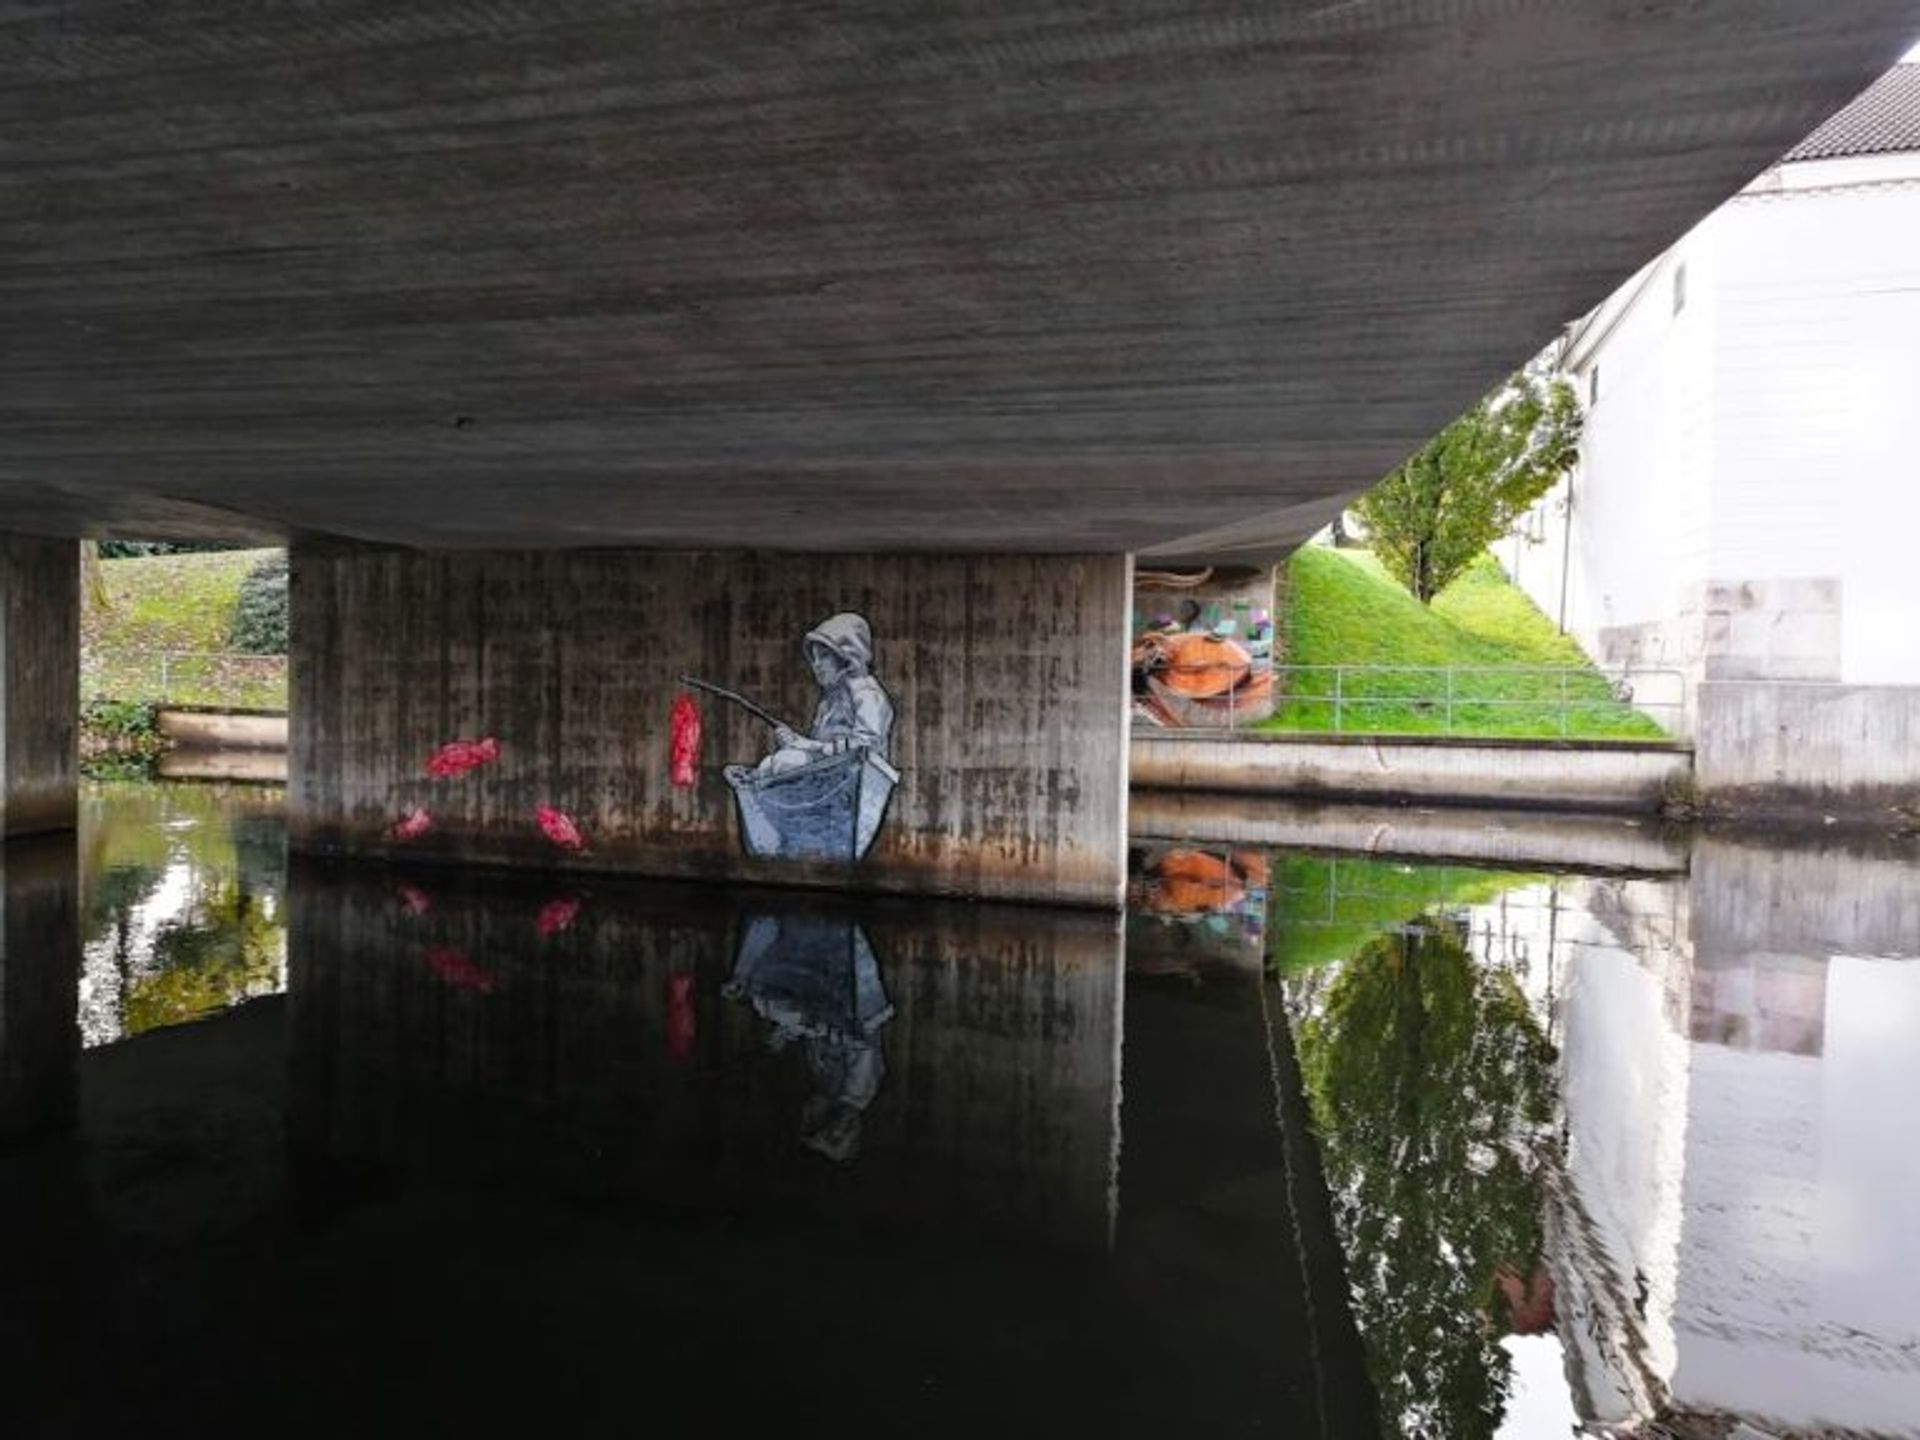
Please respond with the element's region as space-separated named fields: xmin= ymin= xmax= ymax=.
xmin=229 ymin=551 xmax=290 ymax=654
xmin=80 ymin=697 xmax=168 ymax=779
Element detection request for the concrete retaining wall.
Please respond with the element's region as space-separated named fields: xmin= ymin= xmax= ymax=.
xmin=157 ymin=708 xmax=288 ymax=752
xmin=1128 ymin=790 xmax=1689 ymax=874
xmin=1694 ymin=680 xmax=1920 ymax=822
xmin=1131 ymin=731 xmax=1691 ymax=814
xmin=292 ymin=546 xmax=1131 ymax=906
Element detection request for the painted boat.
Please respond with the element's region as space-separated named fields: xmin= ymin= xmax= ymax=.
xmin=725 ymin=747 xmax=900 ymax=862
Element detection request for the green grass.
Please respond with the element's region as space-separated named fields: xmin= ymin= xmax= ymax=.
xmin=1259 ymin=548 xmax=1665 ymax=740
xmin=1268 ymin=853 xmax=1537 ymax=974
xmin=83 ymin=549 xmax=287 ymax=710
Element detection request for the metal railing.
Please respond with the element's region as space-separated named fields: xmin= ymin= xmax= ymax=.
xmin=82 ymin=648 xmax=288 ymax=710
xmin=1135 ymin=661 xmax=1685 ymax=738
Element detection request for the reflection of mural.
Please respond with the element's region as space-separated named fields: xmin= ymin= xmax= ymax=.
xmin=712 ymin=612 xmax=901 ymax=863
xmin=1130 ymin=567 xmax=1277 ymax=728
xmin=1126 ymin=844 xmax=1269 ymax=972
xmin=724 ymin=914 xmax=893 ymax=1163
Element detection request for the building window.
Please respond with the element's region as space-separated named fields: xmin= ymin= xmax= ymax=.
xmin=1672 ymin=261 xmax=1687 ymax=316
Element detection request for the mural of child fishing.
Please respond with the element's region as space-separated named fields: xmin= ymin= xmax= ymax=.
xmin=683 ymin=612 xmax=902 ymax=864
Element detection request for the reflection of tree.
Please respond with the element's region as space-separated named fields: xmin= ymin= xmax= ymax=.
xmin=124 ymin=881 xmax=283 ymax=1035
xmin=78 ymin=784 xmax=289 ymax=1043
xmin=1294 ymin=919 xmax=1557 ymax=1440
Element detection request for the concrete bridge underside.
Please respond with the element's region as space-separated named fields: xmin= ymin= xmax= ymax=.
xmin=5 ymin=1 xmax=1915 ymax=560
xmin=5 ymin=3 xmax=1917 ymax=898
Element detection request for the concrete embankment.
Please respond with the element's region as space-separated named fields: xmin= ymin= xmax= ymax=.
xmin=156 ymin=708 xmax=288 ymax=784
xmin=1129 ymin=790 xmax=1689 ymax=875
xmin=156 ymin=707 xmax=287 ymax=752
xmin=1131 ymin=731 xmax=1692 ymax=815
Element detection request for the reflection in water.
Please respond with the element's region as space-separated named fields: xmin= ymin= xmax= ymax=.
xmin=0 ymin=836 xmax=79 ymax=1145
xmin=1285 ymin=912 xmax=1558 ymax=1439
xmin=726 ymin=915 xmax=893 ymax=1162
xmin=1 ymin=831 xmax=1377 ymax=1432
xmin=78 ymin=782 xmax=285 ymax=1044
xmin=1125 ymin=843 xmax=1269 ymax=974
xmin=1264 ymin=839 xmax=1920 ymax=1439
xmin=285 ymin=858 xmax=1126 ymax=1251
xmin=12 ymin=782 xmax=1920 ymax=1434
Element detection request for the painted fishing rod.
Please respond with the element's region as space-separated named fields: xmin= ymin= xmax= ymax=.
xmin=677 ymin=675 xmax=791 ymax=730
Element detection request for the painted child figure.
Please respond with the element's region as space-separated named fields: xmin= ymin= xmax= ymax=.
xmin=751 ymin=612 xmax=894 ymax=778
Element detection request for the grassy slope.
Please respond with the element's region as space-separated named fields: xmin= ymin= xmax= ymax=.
xmin=1263 ymin=548 xmax=1664 ymax=739
xmin=1268 ymin=853 xmax=1537 ymax=973
xmin=83 ymin=549 xmax=287 ymax=710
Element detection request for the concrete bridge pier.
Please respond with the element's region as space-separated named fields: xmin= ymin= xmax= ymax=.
xmin=290 ymin=544 xmax=1132 ymax=906
xmin=0 ymin=535 xmax=77 ymax=839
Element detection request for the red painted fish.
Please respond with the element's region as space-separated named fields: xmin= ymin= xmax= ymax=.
xmin=536 ymin=805 xmax=586 ymax=853
xmin=425 ymin=736 xmax=501 ymax=779
xmin=535 ymin=895 xmax=583 ymax=937
xmin=669 ymin=692 xmax=702 ymax=789
xmin=395 ymin=881 xmax=433 ymax=915
xmin=389 ymin=807 xmax=433 ymax=841
xmin=667 ymin=971 xmax=696 ymax=1064
xmin=425 ymin=946 xmax=495 ymax=995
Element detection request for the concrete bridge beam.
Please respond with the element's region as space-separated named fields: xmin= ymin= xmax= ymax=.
xmin=0 ymin=535 xmax=77 ymax=839
xmin=290 ymin=544 xmax=1132 ymax=906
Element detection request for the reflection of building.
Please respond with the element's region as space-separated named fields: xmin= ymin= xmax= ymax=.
xmin=1464 ymin=841 xmax=1920 ymax=1437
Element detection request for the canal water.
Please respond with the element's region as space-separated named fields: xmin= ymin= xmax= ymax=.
xmin=2 ymin=782 xmax=1916 ymax=1437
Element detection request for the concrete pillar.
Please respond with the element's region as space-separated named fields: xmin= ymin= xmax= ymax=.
xmin=0 ymin=835 xmax=80 ymax=1145
xmin=0 ymin=534 xmax=78 ymax=838
xmin=290 ymin=546 xmax=1132 ymax=906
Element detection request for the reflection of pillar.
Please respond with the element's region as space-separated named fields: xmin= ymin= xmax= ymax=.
xmin=0 ymin=835 xmax=80 ymax=1144
xmin=290 ymin=544 xmax=1130 ymax=905
xmin=285 ymin=857 xmax=1124 ymax=1248
xmin=1 ymin=534 xmax=78 ymax=838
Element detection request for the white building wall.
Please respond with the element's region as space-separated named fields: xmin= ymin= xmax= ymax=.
xmin=1497 ymin=227 xmax=1719 ymax=719
xmin=1501 ymin=146 xmax=1920 ymax=753
xmin=1709 ymin=177 xmax=1920 ymax=684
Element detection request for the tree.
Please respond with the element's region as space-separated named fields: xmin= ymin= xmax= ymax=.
xmin=1356 ymin=371 xmax=1580 ymax=603
xmin=1293 ymin=919 xmax=1558 ymax=1439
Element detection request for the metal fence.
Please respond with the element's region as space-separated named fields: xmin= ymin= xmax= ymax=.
xmin=1138 ymin=661 xmax=1686 ymax=737
xmin=82 ymin=648 xmax=288 ymax=710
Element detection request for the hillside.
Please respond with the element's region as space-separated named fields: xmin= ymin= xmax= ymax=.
xmin=84 ymin=548 xmax=287 ymax=710
xmin=1264 ymin=548 xmax=1665 ymax=739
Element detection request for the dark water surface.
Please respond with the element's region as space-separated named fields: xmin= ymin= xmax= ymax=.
xmin=2 ymin=785 xmax=1917 ymax=1437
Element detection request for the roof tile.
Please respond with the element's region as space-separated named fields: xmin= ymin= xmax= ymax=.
xmin=1783 ymin=63 xmax=1920 ymax=161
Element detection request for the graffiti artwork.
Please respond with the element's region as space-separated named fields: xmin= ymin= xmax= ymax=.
xmin=690 ymin=612 xmax=900 ymax=864
xmin=1130 ymin=567 xmax=1278 ymax=729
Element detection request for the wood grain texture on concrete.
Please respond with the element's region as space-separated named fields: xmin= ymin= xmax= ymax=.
xmin=2 ymin=3 xmax=1914 ymax=557
xmin=291 ymin=544 xmax=1131 ymax=904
